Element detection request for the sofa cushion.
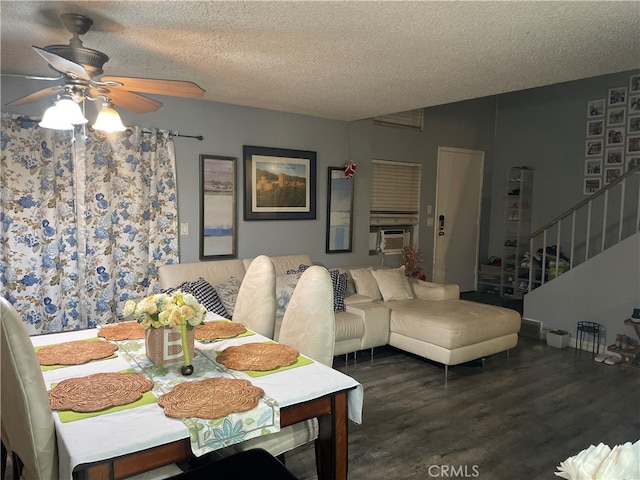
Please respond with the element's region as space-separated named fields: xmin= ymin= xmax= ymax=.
xmin=329 ymin=270 xmax=348 ymax=312
xmin=216 ymin=277 xmax=242 ymax=316
xmin=388 ymin=299 xmax=521 ymax=349
xmin=162 ymin=280 xmax=191 ymax=295
xmin=334 ymin=311 xmax=365 ymax=343
xmin=275 ymin=272 xmax=302 ymax=317
xmin=350 ymin=268 xmax=382 ymax=300
xmin=190 ymin=277 xmax=229 ymax=318
xmin=370 ymin=267 xmax=414 ymax=301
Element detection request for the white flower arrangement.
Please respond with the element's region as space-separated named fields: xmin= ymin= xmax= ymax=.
xmin=123 ymin=291 xmax=206 ymax=330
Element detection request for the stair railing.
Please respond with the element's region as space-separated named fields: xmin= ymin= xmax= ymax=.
xmin=528 ymin=165 xmax=640 ymax=291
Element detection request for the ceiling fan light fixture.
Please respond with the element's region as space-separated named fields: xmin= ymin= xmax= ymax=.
xmin=39 ymin=104 xmax=74 ymax=130
xmin=56 ymin=97 xmax=88 ymax=125
xmin=92 ymin=103 xmax=126 ymax=133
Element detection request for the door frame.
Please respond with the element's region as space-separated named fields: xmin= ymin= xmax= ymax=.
xmin=432 ymin=146 xmax=485 ymax=290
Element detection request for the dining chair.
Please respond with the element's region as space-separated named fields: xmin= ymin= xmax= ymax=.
xmin=232 ymin=255 xmax=277 ymax=339
xmin=1 ymin=297 xmax=58 ymax=480
xmin=232 ymin=265 xmax=336 ymax=461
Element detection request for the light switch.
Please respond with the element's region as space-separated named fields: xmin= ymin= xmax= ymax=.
xmin=180 ymin=223 xmax=189 ymax=235
xmin=426 ymin=217 xmax=434 ymax=227
xmin=427 ymin=205 xmax=433 ymax=214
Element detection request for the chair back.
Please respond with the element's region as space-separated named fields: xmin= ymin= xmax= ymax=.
xmin=0 ymin=297 xmax=58 ymax=480
xmin=233 ymin=255 xmax=277 ymax=339
xmin=278 ymin=266 xmax=336 ymax=366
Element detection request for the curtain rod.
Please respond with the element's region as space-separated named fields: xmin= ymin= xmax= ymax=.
xmin=139 ymin=129 xmax=203 ymax=141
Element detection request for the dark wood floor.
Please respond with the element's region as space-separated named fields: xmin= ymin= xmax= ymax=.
xmin=284 ymin=336 xmax=640 ymax=480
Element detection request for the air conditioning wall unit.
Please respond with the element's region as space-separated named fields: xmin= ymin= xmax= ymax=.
xmin=379 ymin=228 xmax=411 ymax=254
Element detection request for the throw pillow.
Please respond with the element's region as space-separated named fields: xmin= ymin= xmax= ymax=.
xmin=216 ymin=277 xmax=242 ymax=316
xmin=370 ymin=267 xmax=414 ymax=301
xmin=286 ymin=264 xmax=310 ymax=275
xmin=162 ymin=280 xmax=191 ymax=295
xmin=349 ymin=268 xmax=382 ymax=300
xmin=329 ymin=269 xmax=348 ymax=312
xmin=275 ymin=272 xmax=302 ymax=317
xmin=190 ymin=277 xmax=229 ymax=318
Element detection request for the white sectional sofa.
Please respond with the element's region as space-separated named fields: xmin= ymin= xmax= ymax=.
xmin=158 ymin=255 xmax=389 ymax=358
xmin=158 ymin=255 xmax=521 ymax=375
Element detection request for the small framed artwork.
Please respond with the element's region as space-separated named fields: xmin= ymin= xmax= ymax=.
xmin=626 ymin=156 xmax=640 ymax=172
xmin=604 ymin=166 xmax=623 ymax=184
xmin=607 ymin=107 xmax=626 ymax=126
xmin=200 ymin=154 xmax=237 ymax=259
xmin=628 ymin=135 xmax=640 ymax=154
xmin=585 ymin=139 xmax=603 ymax=157
xmin=608 ymin=87 xmax=627 ymax=107
xmin=605 ymin=147 xmax=624 ymax=165
xmin=629 ymin=115 xmax=640 ymax=134
xmin=584 ymin=158 xmax=602 ymax=176
xmin=606 ymin=127 xmax=625 ymax=146
xmin=584 ymin=177 xmax=601 ymax=195
xmin=586 ymin=119 xmax=604 ymax=137
xmin=630 ymin=74 xmax=640 ymax=93
xmin=587 ymin=99 xmax=605 ymax=118
xmin=243 ymin=145 xmax=317 ymax=220
xmin=326 ymin=166 xmax=355 ymax=253
xmin=629 ymin=94 xmax=640 ymax=114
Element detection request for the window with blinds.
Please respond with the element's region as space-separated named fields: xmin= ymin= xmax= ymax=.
xmin=373 ymin=109 xmax=423 ymax=131
xmin=370 ymin=160 xmax=421 ymax=226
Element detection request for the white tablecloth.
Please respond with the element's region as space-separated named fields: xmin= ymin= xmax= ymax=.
xmin=32 ymin=326 xmax=363 ymax=480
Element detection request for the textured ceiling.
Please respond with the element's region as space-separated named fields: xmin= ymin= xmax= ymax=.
xmin=1 ymin=1 xmax=639 ymax=121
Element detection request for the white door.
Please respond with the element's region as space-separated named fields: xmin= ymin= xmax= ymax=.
xmin=432 ymin=147 xmax=484 ymax=291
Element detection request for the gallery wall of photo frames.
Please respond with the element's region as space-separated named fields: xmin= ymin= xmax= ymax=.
xmin=584 ymin=73 xmax=640 ymax=195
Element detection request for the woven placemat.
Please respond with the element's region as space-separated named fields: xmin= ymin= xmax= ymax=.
xmin=158 ymin=377 xmax=264 ymax=419
xmin=216 ymin=342 xmax=300 ymax=371
xmin=98 ymin=322 xmax=145 ymax=341
xmin=48 ymin=372 xmax=154 ymax=413
xmin=194 ymin=321 xmax=247 ymax=341
xmin=37 ymin=340 xmax=119 ymax=366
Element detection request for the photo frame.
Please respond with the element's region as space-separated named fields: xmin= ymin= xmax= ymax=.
xmin=606 ymin=127 xmax=625 ymax=146
xmin=326 ymin=166 xmax=355 ymax=253
xmin=584 ymin=158 xmax=602 ymax=176
xmin=584 ymin=177 xmax=601 ymax=195
xmin=585 ymin=139 xmax=603 ymax=157
xmin=628 ymin=115 xmax=640 ymax=134
xmin=607 ymin=107 xmax=625 ymax=126
xmin=629 ymin=94 xmax=640 ymax=114
xmin=587 ymin=99 xmax=605 ymax=118
xmin=605 ymin=147 xmax=624 ymax=165
xmin=627 ymin=156 xmax=640 ymax=172
xmin=586 ymin=119 xmax=604 ymax=137
xmin=630 ymin=74 xmax=640 ymax=93
xmin=243 ymin=145 xmax=316 ymax=220
xmin=200 ymin=155 xmax=236 ymax=259
xmin=608 ymin=87 xmax=627 ymax=107
xmin=628 ymin=135 xmax=640 ymax=154
xmin=604 ymin=166 xmax=623 ymax=185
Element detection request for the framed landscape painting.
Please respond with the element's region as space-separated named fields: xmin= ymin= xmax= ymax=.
xmin=200 ymin=155 xmax=236 ymax=259
xmin=243 ymin=145 xmax=316 ymax=220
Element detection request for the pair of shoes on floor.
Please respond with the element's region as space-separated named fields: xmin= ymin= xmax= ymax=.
xmin=594 ymin=354 xmax=621 ymax=365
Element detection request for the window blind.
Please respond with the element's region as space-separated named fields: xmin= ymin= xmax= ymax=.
xmin=373 ymin=109 xmax=423 ymax=131
xmin=370 ymin=160 xmax=421 ymax=225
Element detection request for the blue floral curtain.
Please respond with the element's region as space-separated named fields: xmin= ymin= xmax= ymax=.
xmin=1 ymin=113 xmax=179 ymax=335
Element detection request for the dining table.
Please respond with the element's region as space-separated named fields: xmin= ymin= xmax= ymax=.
xmin=31 ymin=314 xmax=363 ymax=480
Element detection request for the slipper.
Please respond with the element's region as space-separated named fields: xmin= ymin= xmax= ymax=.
xmin=604 ymin=356 xmax=621 ymax=365
xmin=594 ymin=353 xmax=607 ymax=363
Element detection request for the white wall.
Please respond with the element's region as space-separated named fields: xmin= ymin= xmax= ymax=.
xmin=523 ymin=232 xmax=640 ymax=346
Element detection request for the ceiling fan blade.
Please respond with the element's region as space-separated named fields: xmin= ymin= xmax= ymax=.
xmin=1 ymin=73 xmax=62 ymax=82
xmin=33 ymin=46 xmax=91 ymax=81
xmin=92 ymin=87 xmax=163 ymax=114
xmin=5 ymin=85 xmax=64 ymax=107
xmin=100 ymin=76 xmax=205 ymax=98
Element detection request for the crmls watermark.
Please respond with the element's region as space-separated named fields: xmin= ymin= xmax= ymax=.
xmin=427 ymin=464 xmax=480 ymax=478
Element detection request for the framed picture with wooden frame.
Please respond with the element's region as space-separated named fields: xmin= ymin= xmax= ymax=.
xmin=243 ymin=145 xmax=317 ymax=220
xmin=200 ymin=154 xmax=237 ymax=260
xmin=326 ymin=166 xmax=355 ymax=253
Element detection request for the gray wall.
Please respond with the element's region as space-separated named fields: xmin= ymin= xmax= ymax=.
xmin=2 ymin=68 xmax=638 ymax=276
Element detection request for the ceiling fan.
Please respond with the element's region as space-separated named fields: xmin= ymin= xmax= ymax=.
xmin=5 ymin=13 xmax=205 ymax=125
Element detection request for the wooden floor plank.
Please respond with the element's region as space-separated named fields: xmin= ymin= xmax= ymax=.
xmin=284 ymin=335 xmax=640 ymax=480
